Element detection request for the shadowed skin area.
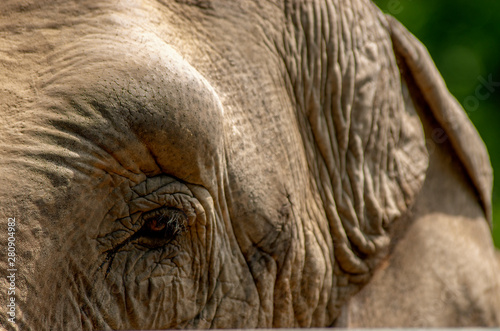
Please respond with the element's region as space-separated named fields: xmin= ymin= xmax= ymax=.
xmin=0 ymin=0 xmax=499 ymax=329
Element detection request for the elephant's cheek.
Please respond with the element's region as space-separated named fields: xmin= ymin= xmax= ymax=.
xmin=101 ymin=246 xmax=205 ymax=329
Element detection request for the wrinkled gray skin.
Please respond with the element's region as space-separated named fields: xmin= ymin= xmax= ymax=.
xmin=1 ymin=0 xmax=499 ymax=329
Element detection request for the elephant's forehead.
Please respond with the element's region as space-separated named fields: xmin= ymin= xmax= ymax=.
xmin=37 ymin=28 xmax=225 ymax=185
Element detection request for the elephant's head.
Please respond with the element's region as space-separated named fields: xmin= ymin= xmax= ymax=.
xmin=0 ymin=0 xmax=498 ymax=329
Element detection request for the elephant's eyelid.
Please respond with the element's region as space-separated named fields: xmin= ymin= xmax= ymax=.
xmin=99 ymin=207 xmax=188 ymax=277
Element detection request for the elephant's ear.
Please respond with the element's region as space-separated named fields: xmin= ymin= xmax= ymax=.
xmin=388 ymin=16 xmax=493 ymax=223
xmin=283 ymin=1 xmax=431 ymax=279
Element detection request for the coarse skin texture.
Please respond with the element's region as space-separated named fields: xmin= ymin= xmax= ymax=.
xmin=0 ymin=0 xmax=499 ymax=329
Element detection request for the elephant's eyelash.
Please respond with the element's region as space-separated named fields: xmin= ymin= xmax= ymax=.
xmin=140 ymin=207 xmax=188 ymax=238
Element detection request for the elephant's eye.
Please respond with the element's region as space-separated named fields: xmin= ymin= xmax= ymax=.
xmin=133 ymin=207 xmax=188 ymax=248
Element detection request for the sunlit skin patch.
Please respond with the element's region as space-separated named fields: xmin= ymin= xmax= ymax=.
xmin=37 ymin=29 xmax=226 ymax=187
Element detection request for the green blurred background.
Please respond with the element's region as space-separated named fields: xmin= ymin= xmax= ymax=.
xmin=373 ymin=0 xmax=500 ymax=247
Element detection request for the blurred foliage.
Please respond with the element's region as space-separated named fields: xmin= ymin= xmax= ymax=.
xmin=373 ymin=0 xmax=500 ymax=247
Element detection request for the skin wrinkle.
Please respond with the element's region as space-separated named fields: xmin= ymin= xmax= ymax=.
xmin=289 ymin=213 xmax=308 ymax=325
xmin=302 ymin=206 xmax=330 ymax=325
xmin=41 ymin=113 xmax=151 ymax=182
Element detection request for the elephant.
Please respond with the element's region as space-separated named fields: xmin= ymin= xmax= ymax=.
xmin=1 ymin=0 xmax=499 ymax=329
